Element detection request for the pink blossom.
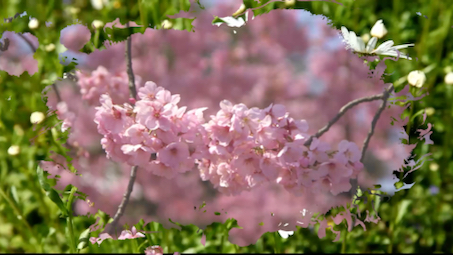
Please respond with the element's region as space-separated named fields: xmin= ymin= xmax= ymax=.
xmin=121 ymin=144 xmax=153 ymax=166
xmin=89 ymin=233 xmax=113 ymax=246
xmin=94 ymin=94 xmax=132 ymax=135
xmin=335 ymin=140 xmax=361 ymax=164
xmin=60 ymin=24 xmax=91 ymax=51
xmin=138 ymin=81 xmax=164 ymax=101
xmin=158 ymin=142 xmax=192 ymax=171
xmin=145 ymin=245 xmax=163 ymax=255
xmin=118 ymin=226 xmax=146 ymax=240
xmin=135 ymin=100 xmax=174 ymax=131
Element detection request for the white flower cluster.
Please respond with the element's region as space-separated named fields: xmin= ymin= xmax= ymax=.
xmin=341 ymin=20 xmax=414 ymax=60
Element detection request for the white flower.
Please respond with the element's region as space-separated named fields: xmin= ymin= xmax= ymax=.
xmin=91 ymin=0 xmax=108 ymax=10
xmin=444 ymin=72 xmax=453 ymax=85
xmin=30 ymin=111 xmax=45 ymax=124
xmin=341 ymin=26 xmax=414 ymax=59
xmin=215 ymin=16 xmax=246 ymax=28
xmin=8 ymin=145 xmax=20 ymax=156
xmin=407 ymin=70 xmax=426 ymax=88
xmin=214 ymin=8 xmax=252 ymax=28
xmin=277 ymin=222 xmax=294 ymax=239
xmin=28 ymin=18 xmax=39 ymax=29
xmin=370 ymin=19 xmax=388 ymax=39
xmin=278 ymin=230 xmax=294 ymax=239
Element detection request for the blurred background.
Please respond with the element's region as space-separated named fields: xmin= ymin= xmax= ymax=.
xmin=0 ymin=0 xmax=451 ymax=253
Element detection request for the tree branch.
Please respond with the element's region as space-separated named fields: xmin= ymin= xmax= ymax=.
xmin=360 ymin=84 xmax=394 ymax=162
xmin=304 ymin=92 xmax=387 ymax=147
xmin=104 ymin=22 xmax=138 ymax=237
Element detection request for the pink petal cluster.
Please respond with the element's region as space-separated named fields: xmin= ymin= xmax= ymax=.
xmin=199 ymin=100 xmax=363 ymax=196
xmin=77 ymin=66 xmax=142 ymax=105
xmin=94 ymin=81 xmax=207 ymax=179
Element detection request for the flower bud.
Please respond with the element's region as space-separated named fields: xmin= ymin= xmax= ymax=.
xmin=92 ymin=20 xmax=104 ymax=30
xmin=361 ymin=33 xmax=370 ymax=44
xmin=445 ymin=72 xmax=453 ymax=85
xmin=370 ymin=19 xmax=387 ymax=39
xmin=429 ymin=162 xmax=439 ymax=172
xmin=232 ymin=3 xmax=246 ymax=17
xmin=45 ymin=43 xmax=55 ymax=52
xmin=425 ymin=107 xmax=435 ymax=116
xmin=284 ymin=0 xmax=296 ymax=7
xmin=30 ymin=111 xmax=45 ymax=124
xmin=8 ymin=145 xmax=20 ymax=156
xmin=407 ymin=70 xmax=426 ymax=88
xmin=113 ymin=0 xmax=121 ymax=9
xmin=91 ymin=0 xmax=107 ymax=10
xmin=161 ymin=20 xmax=173 ymax=29
xmin=28 ymin=18 xmax=39 ymax=29
xmin=67 ymin=6 xmax=80 ymax=15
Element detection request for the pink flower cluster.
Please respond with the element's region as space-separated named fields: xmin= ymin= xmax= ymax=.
xmin=89 ymin=226 xmax=145 ymax=245
xmin=94 ymin=79 xmax=364 ymax=196
xmin=199 ymin=100 xmax=364 ymax=196
xmin=77 ymin=66 xmax=142 ymax=105
xmin=94 ymin=81 xmax=207 ymax=179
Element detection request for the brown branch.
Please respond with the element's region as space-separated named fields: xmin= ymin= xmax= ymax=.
xmin=360 ymin=84 xmax=394 ymax=162
xmin=104 ymin=22 xmax=138 ymax=237
xmin=104 ymin=165 xmax=138 ymax=236
xmin=304 ymin=93 xmax=386 ymax=147
xmin=0 ymin=38 xmax=10 ymax=51
xmin=125 ymin=25 xmax=137 ymax=99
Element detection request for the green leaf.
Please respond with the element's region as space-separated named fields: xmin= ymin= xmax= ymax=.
xmin=410 ymin=109 xmax=428 ymax=122
xmin=10 ymin=185 xmax=19 ymax=205
xmin=77 ymin=228 xmax=91 ymax=250
xmin=137 ymin=239 xmax=149 ymax=251
xmin=395 ymin=200 xmax=412 ymax=224
xmin=36 ymin=166 xmax=68 ymax=217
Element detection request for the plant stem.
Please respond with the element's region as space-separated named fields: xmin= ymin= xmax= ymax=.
xmin=341 ymin=229 xmax=348 ymax=253
xmin=273 ymin=231 xmax=281 ymax=253
xmin=132 ymin=238 xmax=139 ymax=253
xmin=0 ymin=188 xmax=42 ymax=252
xmin=67 ymin=186 xmax=77 ymax=253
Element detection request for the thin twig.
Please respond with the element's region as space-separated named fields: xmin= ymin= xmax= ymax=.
xmin=105 ymin=22 xmax=138 ymax=236
xmin=304 ymin=93 xmax=386 ymax=147
xmin=348 ymin=84 xmax=394 ymax=200
xmin=105 ymin=165 xmax=138 ymax=236
xmin=360 ymin=84 xmax=394 ymax=162
xmin=125 ymin=26 xmax=137 ymax=99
